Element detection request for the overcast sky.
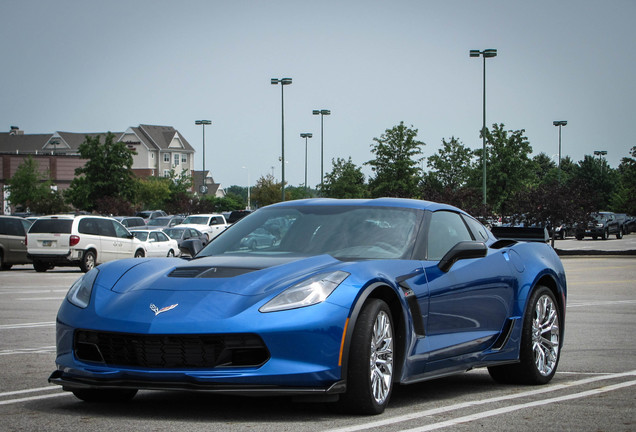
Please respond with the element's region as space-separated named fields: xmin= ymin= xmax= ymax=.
xmin=1 ymin=0 xmax=634 ymax=188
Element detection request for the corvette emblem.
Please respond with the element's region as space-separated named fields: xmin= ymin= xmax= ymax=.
xmin=150 ymin=303 xmax=178 ymax=316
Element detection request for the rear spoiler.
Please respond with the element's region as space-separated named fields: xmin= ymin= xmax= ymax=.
xmin=490 ymin=226 xmax=549 ymax=243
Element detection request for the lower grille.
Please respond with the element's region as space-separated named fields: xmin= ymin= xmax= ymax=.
xmin=74 ymin=330 xmax=269 ymax=369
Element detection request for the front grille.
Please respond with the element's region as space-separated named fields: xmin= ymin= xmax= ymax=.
xmin=74 ymin=330 xmax=270 ymax=369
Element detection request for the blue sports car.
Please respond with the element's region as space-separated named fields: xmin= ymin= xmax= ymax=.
xmin=49 ymin=198 xmax=566 ymax=414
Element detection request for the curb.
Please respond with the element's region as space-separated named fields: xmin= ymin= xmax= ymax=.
xmin=555 ymin=249 xmax=636 ymax=256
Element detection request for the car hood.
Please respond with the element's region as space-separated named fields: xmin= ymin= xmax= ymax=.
xmin=105 ymin=254 xmax=342 ymax=297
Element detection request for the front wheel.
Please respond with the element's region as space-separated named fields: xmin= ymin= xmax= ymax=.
xmin=488 ymin=286 xmax=561 ymax=385
xmin=167 ymin=249 xmax=175 ymax=257
xmin=338 ymin=299 xmax=394 ymax=415
xmin=617 ymin=229 xmax=623 ymax=239
xmin=134 ymin=249 xmax=145 ymax=258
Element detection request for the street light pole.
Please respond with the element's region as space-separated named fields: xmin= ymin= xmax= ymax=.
xmin=312 ymin=109 xmax=331 ymax=192
xmin=195 ymin=120 xmax=211 ymax=194
xmin=300 ymin=133 xmax=313 ymax=196
xmin=271 ymin=78 xmax=292 ymax=201
xmin=553 ymin=120 xmax=567 ymax=181
xmin=470 ymin=49 xmax=497 ymax=205
xmin=242 ymin=166 xmax=251 ymax=210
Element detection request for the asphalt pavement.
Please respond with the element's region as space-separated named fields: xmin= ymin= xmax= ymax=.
xmin=553 ymin=232 xmax=636 ymax=255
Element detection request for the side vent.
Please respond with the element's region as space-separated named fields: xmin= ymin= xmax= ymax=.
xmin=168 ymin=266 xmax=258 ymax=278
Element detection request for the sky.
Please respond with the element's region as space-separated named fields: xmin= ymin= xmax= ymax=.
xmin=1 ymin=0 xmax=635 ymax=189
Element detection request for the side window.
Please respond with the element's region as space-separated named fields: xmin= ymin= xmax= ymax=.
xmin=0 ymin=219 xmax=23 ymax=236
xmin=156 ymin=232 xmax=168 ymax=242
xmin=20 ymin=220 xmax=32 ymax=234
xmin=96 ymin=219 xmax=117 ymax=237
xmin=78 ymin=218 xmax=100 ymax=236
xmin=150 ymin=232 xmax=158 ymax=242
xmin=112 ymin=221 xmax=130 ymax=239
xmin=463 ymin=215 xmax=490 ymax=242
xmin=427 ymin=211 xmax=473 ymax=261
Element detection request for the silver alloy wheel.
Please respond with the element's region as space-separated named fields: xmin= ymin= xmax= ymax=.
xmin=532 ymin=294 xmax=560 ymax=376
xmin=369 ymin=310 xmax=393 ymax=405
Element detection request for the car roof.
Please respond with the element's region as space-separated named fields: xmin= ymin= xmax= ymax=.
xmin=267 ymin=198 xmax=464 ymax=213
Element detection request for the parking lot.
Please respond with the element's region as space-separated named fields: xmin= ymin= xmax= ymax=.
xmin=0 ymin=253 xmax=634 ymax=432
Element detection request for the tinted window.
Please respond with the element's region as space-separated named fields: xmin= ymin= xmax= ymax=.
xmin=463 ymin=215 xmax=489 ymax=242
xmin=30 ymin=219 xmax=73 ymax=234
xmin=79 ymin=218 xmax=101 ymax=235
xmin=112 ymin=221 xmax=130 ymax=238
xmin=427 ymin=211 xmax=473 ymax=260
xmin=0 ymin=218 xmax=24 ymax=236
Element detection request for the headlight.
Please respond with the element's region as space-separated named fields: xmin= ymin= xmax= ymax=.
xmin=259 ymin=270 xmax=349 ymax=313
xmin=66 ymin=268 xmax=100 ymax=308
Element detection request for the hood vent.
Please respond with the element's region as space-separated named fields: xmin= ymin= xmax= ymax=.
xmin=168 ymin=266 xmax=258 ymax=279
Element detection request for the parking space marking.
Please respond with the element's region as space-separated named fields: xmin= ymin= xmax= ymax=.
xmin=0 ymin=392 xmax=69 ymax=406
xmin=0 ymin=346 xmax=56 ymax=355
xmin=398 ymin=380 xmax=636 ymax=432
xmin=16 ymin=297 xmax=65 ymax=301
xmin=0 ymin=322 xmax=55 ymax=330
xmin=567 ymin=299 xmax=636 ymax=308
xmin=325 ymin=370 xmax=636 ymax=432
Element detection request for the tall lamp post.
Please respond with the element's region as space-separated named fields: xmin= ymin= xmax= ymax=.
xmin=312 ymin=109 xmax=330 ymax=192
xmin=470 ymin=48 xmax=497 ymax=205
xmin=300 ymin=133 xmax=313 ymax=196
xmin=195 ymin=120 xmax=211 ymax=194
xmin=271 ymin=77 xmax=292 ymax=201
xmin=553 ymin=120 xmax=567 ymax=181
xmin=242 ymin=166 xmax=251 ymax=210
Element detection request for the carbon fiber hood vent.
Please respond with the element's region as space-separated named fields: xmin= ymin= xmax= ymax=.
xmin=168 ymin=266 xmax=259 ymax=279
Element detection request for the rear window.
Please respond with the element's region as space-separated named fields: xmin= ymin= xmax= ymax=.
xmin=29 ymin=219 xmax=73 ymax=234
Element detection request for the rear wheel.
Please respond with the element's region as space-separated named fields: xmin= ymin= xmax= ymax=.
xmin=72 ymin=388 xmax=138 ymax=403
xmin=488 ymin=286 xmax=561 ymax=385
xmin=338 ymin=299 xmax=394 ymax=415
xmin=80 ymin=250 xmax=96 ymax=273
xmin=33 ymin=260 xmax=49 ymax=272
xmin=134 ymin=249 xmax=145 ymax=258
xmin=617 ymin=229 xmax=623 ymax=239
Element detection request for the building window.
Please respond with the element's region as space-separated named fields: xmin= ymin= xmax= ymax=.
xmin=174 ymin=154 xmax=180 ymax=167
xmin=163 ymin=170 xmax=170 ymax=177
xmin=181 ymin=154 xmax=187 ymax=163
xmin=163 ymin=153 xmax=170 ymax=163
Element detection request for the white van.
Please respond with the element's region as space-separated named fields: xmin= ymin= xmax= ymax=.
xmin=27 ymin=215 xmax=146 ymax=272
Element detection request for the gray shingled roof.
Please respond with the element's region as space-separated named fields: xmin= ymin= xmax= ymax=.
xmin=138 ymin=125 xmax=194 ymax=152
xmin=0 ymin=133 xmax=53 ymax=154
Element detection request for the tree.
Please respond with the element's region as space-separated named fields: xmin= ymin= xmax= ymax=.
xmin=573 ymin=155 xmax=616 ymax=211
xmin=66 ymin=133 xmax=136 ymax=211
xmin=426 ymin=137 xmax=475 ymax=190
xmin=321 ymin=157 xmax=367 ymax=198
xmin=135 ymin=177 xmax=172 ymax=211
xmin=610 ymin=146 xmax=636 ymax=214
xmin=476 ymin=124 xmax=534 ymax=215
xmin=366 ymin=122 xmax=424 ymax=198
xmin=5 ymin=156 xmax=53 ymax=212
xmin=251 ymin=174 xmax=282 ymax=208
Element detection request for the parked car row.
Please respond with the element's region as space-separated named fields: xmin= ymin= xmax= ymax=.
xmin=0 ymin=210 xmax=240 ymax=272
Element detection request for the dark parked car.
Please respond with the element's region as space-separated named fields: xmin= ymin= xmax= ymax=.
xmin=575 ymin=212 xmax=622 ymax=240
xmin=162 ymin=226 xmax=208 ymax=255
xmin=145 ymin=215 xmax=184 ymax=229
xmin=135 ymin=210 xmax=167 ymax=224
xmin=0 ymin=216 xmax=32 ymax=270
xmin=112 ymin=216 xmax=146 ymax=229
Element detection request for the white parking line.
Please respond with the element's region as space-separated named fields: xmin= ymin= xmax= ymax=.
xmin=0 ymin=346 xmax=56 ymax=355
xmin=325 ymin=370 xmax=636 ymax=432
xmin=0 ymin=392 xmax=69 ymax=406
xmin=399 ymin=380 xmax=636 ymax=432
xmin=0 ymin=322 xmax=55 ymax=330
xmin=567 ymin=300 xmax=636 ymax=308
xmin=16 ymin=297 xmax=65 ymax=301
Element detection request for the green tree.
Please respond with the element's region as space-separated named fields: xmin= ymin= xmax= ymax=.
xmin=5 ymin=156 xmax=52 ymax=212
xmin=66 ymin=133 xmax=136 ymax=211
xmin=366 ymin=122 xmax=424 ymax=198
xmin=135 ymin=177 xmax=172 ymax=210
xmin=321 ymin=157 xmax=367 ymax=198
xmin=573 ymin=154 xmax=616 ymax=211
xmin=476 ymin=124 xmax=534 ymax=215
xmin=610 ymin=146 xmax=636 ymax=214
xmin=426 ymin=137 xmax=475 ymax=190
xmin=251 ymin=174 xmax=282 ymax=208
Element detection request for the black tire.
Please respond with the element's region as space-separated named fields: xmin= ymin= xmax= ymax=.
xmin=0 ymin=252 xmax=11 ymax=270
xmin=617 ymin=229 xmax=623 ymax=239
xmin=33 ymin=260 xmax=49 ymax=273
xmin=575 ymin=235 xmax=583 ymax=240
xmin=167 ymin=249 xmax=175 ymax=257
xmin=80 ymin=250 xmax=96 ymax=273
xmin=134 ymin=249 xmax=145 ymax=258
xmin=488 ymin=286 xmax=561 ymax=385
xmin=338 ymin=299 xmax=394 ymax=415
xmin=601 ymin=229 xmax=608 ymax=240
xmin=72 ymin=388 xmax=138 ymax=403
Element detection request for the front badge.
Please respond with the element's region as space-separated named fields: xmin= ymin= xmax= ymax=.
xmin=150 ymin=303 xmax=178 ymax=316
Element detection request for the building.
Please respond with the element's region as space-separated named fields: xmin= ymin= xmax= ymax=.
xmin=0 ymin=125 xmax=224 ymax=214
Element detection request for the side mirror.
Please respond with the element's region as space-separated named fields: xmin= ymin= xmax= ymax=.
xmin=180 ymin=238 xmax=204 ymax=257
xmin=438 ymin=241 xmax=487 ymax=273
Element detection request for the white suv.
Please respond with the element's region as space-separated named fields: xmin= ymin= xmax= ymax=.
xmin=27 ymin=215 xmax=145 ymax=272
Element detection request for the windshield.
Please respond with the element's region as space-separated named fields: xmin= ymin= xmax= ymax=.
xmin=198 ymin=205 xmax=421 ymax=260
xmin=182 ymin=216 xmax=209 ymax=225
xmin=147 ymin=218 xmax=168 ymax=226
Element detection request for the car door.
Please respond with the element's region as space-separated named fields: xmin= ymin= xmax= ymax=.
xmin=420 ymin=210 xmax=516 ymax=363
xmin=110 ymin=220 xmax=136 ymax=259
xmin=0 ymin=218 xmax=29 ymax=264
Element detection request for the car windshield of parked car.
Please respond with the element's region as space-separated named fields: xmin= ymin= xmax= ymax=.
xmin=198 ymin=205 xmax=420 ymax=260
xmin=132 ymin=231 xmax=148 ymax=241
xmin=147 ymin=218 xmax=169 ymax=227
xmin=182 ymin=216 xmax=209 ymax=225
xmin=163 ymin=228 xmax=184 ymax=239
